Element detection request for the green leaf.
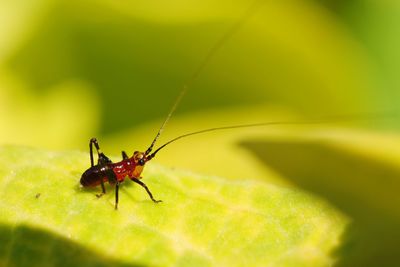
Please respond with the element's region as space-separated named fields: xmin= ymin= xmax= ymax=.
xmin=0 ymin=146 xmax=345 ymax=267
xmin=241 ymin=130 xmax=400 ymax=266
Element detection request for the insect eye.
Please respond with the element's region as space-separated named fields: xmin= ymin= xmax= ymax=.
xmin=138 ymin=159 xmax=145 ymax=166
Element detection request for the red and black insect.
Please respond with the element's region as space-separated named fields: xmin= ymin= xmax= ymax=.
xmin=80 ymin=1 xmax=266 ymax=210
xmin=80 ymin=0 xmax=379 ymax=209
xmin=80 ymin=138 xmax=162 ymax=209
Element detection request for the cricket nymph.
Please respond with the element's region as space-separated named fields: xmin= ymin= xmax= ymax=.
xmin=80 ymin=138 xmax=160 ymax=210
xmin=80 ymin=151 xmax=150 ymax=187
xmin=80 ymin=2 xmax=267 ymax=210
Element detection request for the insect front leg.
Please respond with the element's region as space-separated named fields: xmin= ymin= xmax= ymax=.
xmin=131 ymin=178 xmax=162 ymax=203
xmin=89 ymin=138 xmax=112 ymax=196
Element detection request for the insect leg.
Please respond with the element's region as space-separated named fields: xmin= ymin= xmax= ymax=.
xmin=115 ymin=181 xmax=120 ymax=210
xmin=89 ymin=138 xmax=96 ymax=167
xmin=90 ymin=138 xmax=112 ymax=165
xmin=122 ymin=151 xmax=129 ymax=160
xmin=131 ymin=178 xmax=162 ymax=203
xmin=90 ymin=138 xmax=111 ymax=195
xmin=96 ymin=179 xmax=106 ymax=197
xmin=100 ymin=181 xmax=106 ymax=195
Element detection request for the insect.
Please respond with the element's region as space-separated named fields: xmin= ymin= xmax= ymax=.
xmin=80 ymin=1 xmax=265 ymax=210
xmin=80 ymin=0 xmax=387 ymax=209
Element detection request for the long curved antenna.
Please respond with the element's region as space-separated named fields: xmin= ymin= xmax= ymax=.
xmin=145 ymin=86 xmax=186 ymax=155
xmin=148 ymin=110 xmax=399 ymax=159
xmin=145 ymin=0 xmax=265 ymax=155
xmin=147 ymin=121 xmax=312 ymax=159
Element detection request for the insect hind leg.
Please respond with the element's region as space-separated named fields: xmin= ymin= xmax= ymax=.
xmin=90 ymin=138 xmax=112 ymax=165
xmin=89 ymin=138 xmax=111 ymax=195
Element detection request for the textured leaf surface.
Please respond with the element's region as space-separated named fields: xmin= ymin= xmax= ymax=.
xmin=0 ymin=146 xmax=345 ymax=267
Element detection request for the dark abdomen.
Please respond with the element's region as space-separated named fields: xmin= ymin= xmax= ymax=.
xmin=80 ymin=165 xmax=112 ymax=187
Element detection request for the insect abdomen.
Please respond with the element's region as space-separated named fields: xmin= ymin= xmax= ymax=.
xmin=80 ymin=165 xmax=113 ymax=187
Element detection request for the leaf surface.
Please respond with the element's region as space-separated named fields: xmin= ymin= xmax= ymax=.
xmin=242 ymin=130 xmax=400 ymax=266
xmin=0 ymin=146 xmax=345 ymax=267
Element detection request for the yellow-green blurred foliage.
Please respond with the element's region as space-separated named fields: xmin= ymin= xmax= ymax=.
xmin=2 ymin=0 xmax=399 ymax=150
xmin=2 ymin=0 xmax=400 ymax=179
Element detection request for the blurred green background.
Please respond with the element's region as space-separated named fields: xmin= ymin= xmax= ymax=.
xmin=2 ymin=0 xmax=399 ymax=151
xmin=2 ymin=0 xmax=400 ymax=179
xmin=1 ymin=0 xmax=400 ymax=266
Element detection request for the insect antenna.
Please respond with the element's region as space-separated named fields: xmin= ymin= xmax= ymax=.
xmin=145 ymin=0 xmax=265 ymax=156
xmin=147 ymin=110 xmax=399 ymax=159
xmin=147 ymin=121 xmax=313 ymax=159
